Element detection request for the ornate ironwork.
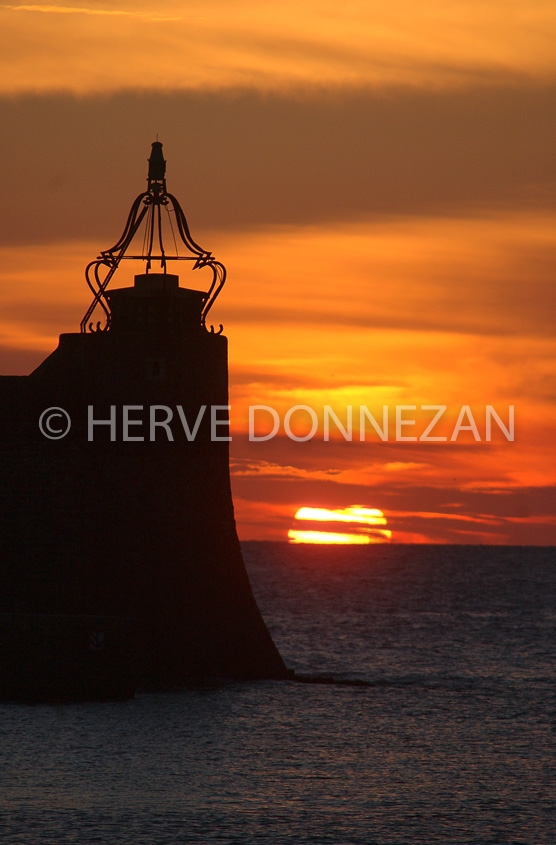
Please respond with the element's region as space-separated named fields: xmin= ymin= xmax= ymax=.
xmin=80 ymin=142 xmax=226 ymax=333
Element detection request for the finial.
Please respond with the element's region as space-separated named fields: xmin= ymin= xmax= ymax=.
xmin=148 ymin=141 xmax=166 ymax=186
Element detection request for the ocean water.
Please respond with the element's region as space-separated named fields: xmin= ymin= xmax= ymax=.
xmin=0 ymin=543 xmax=553 ymax=844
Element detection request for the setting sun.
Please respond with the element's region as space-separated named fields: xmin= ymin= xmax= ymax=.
xmin=288 ymin=506 xmax=392 ymax=544
xmin=288 ymin=530 xmax=373 ymax=545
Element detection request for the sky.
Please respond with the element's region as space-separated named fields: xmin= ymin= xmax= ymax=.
xmin=1 ymin=1 xmax=555 ymax=543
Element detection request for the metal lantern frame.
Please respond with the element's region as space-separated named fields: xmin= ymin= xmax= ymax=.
xmin=80 ymin=143 xmax=226 ymax=333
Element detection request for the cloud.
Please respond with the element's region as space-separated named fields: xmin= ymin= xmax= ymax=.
xmin=231 ymin=460 xmax=556 ymax=542
xmin=230 ymin=458 xmax=342 ymax=482
xmin=3 ymin=4 xmax=181 ymax=21
xmin=0 ymin=87 xmax=555 ymax=247
xmin=1 ymin=1 xmax=555 ymax=94
xmin=4 ymin=213 xmax=555 ymax=348
xmin=384 ymin=462 xmax=429 ymax=472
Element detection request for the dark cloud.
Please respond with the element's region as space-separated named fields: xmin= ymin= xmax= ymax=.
xmin=221 ymin=279 xmax=556 ymax=337
xmin=1 ymin=84 xmax=555 ymax=244
xmin=230 ymin=432 xmax=518 ymax=468
xmin=230 ymin=367 xmax=405 ymax=389
xmin=0 ymin=301 xmax=83 ymax=329
xmin=0 ymin=345 xmax=45 ymax=375
xmin=229 ymin=451 xmax=556 ymax=543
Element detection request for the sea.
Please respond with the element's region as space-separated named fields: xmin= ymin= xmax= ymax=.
xmin=0 ymin=543 xmax=553 ymax=844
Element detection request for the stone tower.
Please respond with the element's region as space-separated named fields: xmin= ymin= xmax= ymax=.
xmin=0 ymin=143 xmax=289 ymax=699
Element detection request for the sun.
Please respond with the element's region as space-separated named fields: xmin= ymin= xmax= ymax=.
xmin=288 ymin=506 xmax=392 ymax=544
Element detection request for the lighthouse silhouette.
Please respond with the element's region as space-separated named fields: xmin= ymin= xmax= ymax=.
xmin=0 ymin=142 xmax=289 ymax=699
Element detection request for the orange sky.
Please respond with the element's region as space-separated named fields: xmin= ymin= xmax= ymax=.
xmin=1 ymin=1 xmax=555 ymax=543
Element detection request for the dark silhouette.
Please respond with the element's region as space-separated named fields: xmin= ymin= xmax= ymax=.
xmin=0 ymin=142 xmax=290 ymax=701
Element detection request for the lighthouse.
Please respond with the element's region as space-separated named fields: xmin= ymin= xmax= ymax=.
xmin=0 ymin=142 xmax=289 ymax=699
